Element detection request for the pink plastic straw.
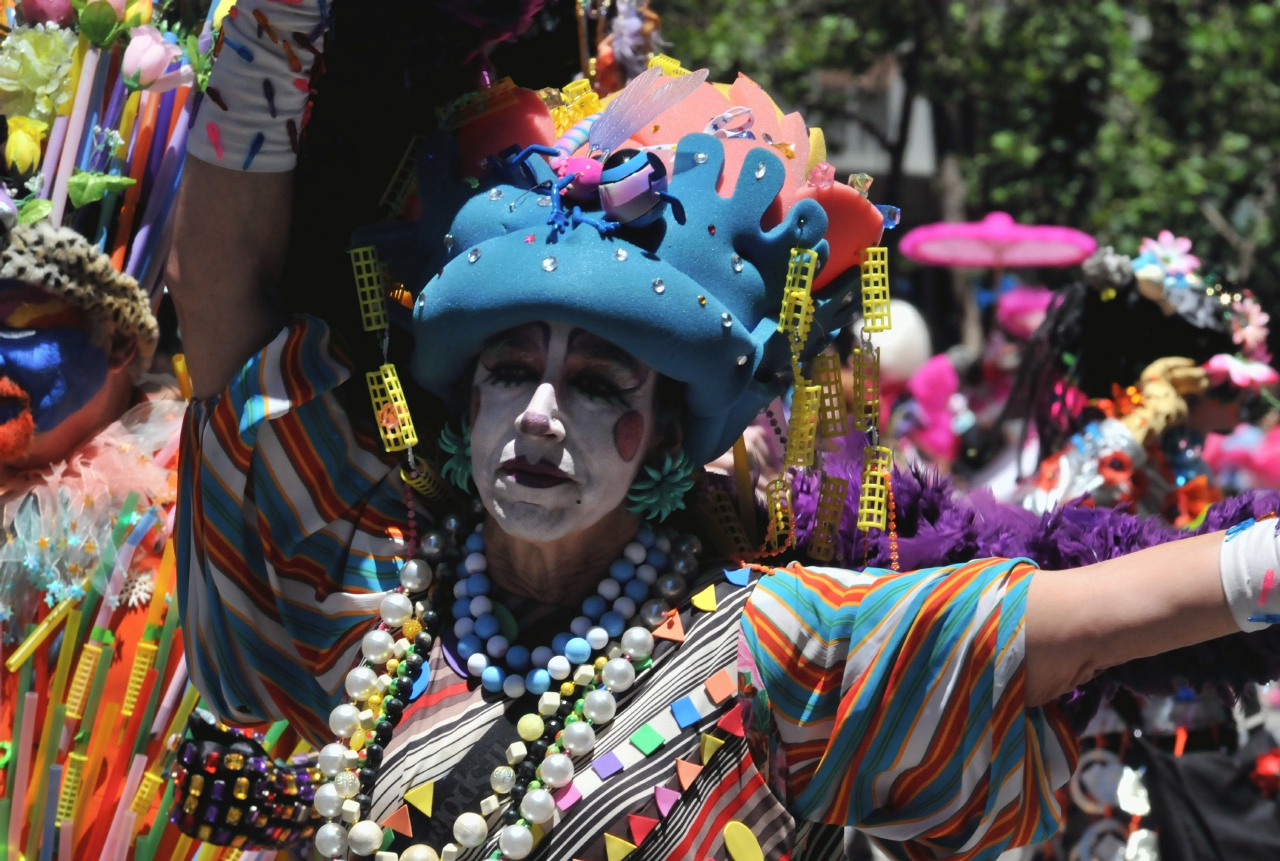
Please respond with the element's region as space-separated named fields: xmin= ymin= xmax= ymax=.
xmin=149 ymin=655 xmax=188 ymax=737
xmin=50 ymin=46 xmax=101 ymax=226
xmin=110 ymin=812 xmax=134 ymax=861
xmin=96 ymin=754 xmax=147 ymax=861
xmin=7 ymin=692 xmax=39 ymax=853
xmin=59 ymin=821 xmax=73 ymax=861
xmin=38 ymin=116 xmax=69 ymax=201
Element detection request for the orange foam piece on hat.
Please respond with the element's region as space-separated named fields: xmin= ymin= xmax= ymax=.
xmin=456 ymin=87 xmax=557 ymax=177
xmin=653 ymin=610 xmax=685 ymax=643
xmin=676 ymin=758 xmax=703 ymax=790
xmin=381 ymin=804 xmax=413 ymax=837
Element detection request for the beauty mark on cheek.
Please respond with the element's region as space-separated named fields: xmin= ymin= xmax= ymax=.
xmin=614 ymin=411 xmax=645 ymax=462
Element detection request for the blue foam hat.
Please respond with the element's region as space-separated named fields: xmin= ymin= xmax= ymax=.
xmin=357 ymin=131 xmax=865 ymax=463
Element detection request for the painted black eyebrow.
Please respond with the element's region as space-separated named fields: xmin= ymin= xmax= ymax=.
xmin=566 ymin=328 xmax=645 ymax=374
xmin=480 ymin=322 xmax=550 ymax=354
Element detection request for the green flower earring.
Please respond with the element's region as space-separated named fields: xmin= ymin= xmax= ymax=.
xmin=439 ymin=419 xmax=472 ymax=491
xmin=626 ymin=450 xmax=696 ymax=522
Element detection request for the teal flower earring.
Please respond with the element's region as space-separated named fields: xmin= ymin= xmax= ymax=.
xmin=626 ymin=450 xmax=696 ymax=522
xmin=439 ymin=419 xmax=472 ymax=491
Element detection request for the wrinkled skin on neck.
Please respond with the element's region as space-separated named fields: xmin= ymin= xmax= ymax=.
xmin=469 ymin=321 xmax=658 ymax=605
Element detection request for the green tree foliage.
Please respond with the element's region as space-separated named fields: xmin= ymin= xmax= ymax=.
xmin=660 ymin=0 xmax=1280 ymax=299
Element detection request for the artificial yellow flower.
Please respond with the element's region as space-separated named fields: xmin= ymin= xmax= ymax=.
xmin=5 ymin=116 xmax=48 ymax=173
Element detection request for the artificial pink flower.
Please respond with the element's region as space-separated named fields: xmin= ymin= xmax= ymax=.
xmin=1138 ymin=229 xmax=1200 ymax=275
xmin=1202 ymin=353 xmax=1279 ymax=390
xmin=1232 ymin=296 xmax=1272 ymax=362
xmin=105 ymin=0 xmax=126 ymax=17
xmin=122 ymin=25 xmax=183 ymax=90
xmin=18 ymin=0 xmax=75 ymax=25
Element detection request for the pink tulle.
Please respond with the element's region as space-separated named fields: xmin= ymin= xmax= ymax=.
xmin=0 ymin=399 xmax=184 ymax=527
xmin=904 ymin=354 xmax=960 ymax=462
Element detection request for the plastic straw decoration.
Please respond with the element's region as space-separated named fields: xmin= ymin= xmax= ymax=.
xmin=70 ymin=702 xmax=117 ymax=846
xmin=36 ymin=763 xmax=60 ymax=861
xmin=7 ymin=691 xmax=38 ymax=853
xmin=4 ymin=598 xmax=75 ymax=673
xmin=58 ymin=820 xmax=72 ymax=861
xmin=50 ymin=45 xmax=100 ymax=226
xmin=127 ymin=96 xmax=193 ymax=280
xmin=6 ymin=653 xmax=33 ymax=799
xmin=0 ymin=798 xmax=9 ymax=861
xmin=24 ymin=704 xmax=65 ymax=861
xmin=132 ymin=779 xmax=173 ymax=861
xmin=111 ymin=89 xmax=161 ymax=268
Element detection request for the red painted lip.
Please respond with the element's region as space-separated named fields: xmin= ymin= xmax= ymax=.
xmin=499 ymin=456 xmax=572 ymax=488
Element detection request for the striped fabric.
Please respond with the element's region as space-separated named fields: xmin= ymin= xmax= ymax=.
xmin=742 ymin=560 xmax=1078 ymax=859
xmin=176 ymin=316 xmax=409 ymax=745
xmin=176 ymin=318 xmax=1078 ymax=860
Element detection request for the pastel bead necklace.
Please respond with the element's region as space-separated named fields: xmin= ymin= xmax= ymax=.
xmin=309 ymin=505 xmax=703 ymax=860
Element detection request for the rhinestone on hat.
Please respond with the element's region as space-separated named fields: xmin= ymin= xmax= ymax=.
xmin=652 ymin=278 xmax=665 ymax=294
xmin=730 ymin=254 xmax=744 ymax=274
xmin=541 ymin=257 xmax=558 ymax=272
xmin=467 ymin=248 xmax=481 ymax=263
xmin=754 ymin=162 xmax=767 ymax=179
xmin=694 ymin=152 xmax=708 ymax=164
xmin=487 ymin=188 xmax=504 ymax=200
xmin=614 ymin=248 xmax=628 ymax=262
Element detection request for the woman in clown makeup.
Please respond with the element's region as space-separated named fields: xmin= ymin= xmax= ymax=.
xmin=166 ymin=3 xmax=1280 ymax=860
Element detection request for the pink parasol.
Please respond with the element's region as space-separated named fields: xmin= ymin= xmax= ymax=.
xmin=899 ymin=211 xmax=1097 ymax=269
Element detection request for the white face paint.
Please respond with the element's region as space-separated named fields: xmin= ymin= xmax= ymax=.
xmin=470 ymin=322 xmax=657 ymax=543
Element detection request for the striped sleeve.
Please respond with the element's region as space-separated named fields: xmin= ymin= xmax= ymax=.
xmin=176 ymin=315 xmax=411 ymax=746
xmin=741 ymin=559 xmax=1078 ymax=859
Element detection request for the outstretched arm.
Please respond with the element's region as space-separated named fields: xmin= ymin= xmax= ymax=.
xmin=165 ymin=0 xmax=326 ymax=398
xmin=167 ymin=162 xmax=291 ymax=398
xmin=1024 ymin=528 xmax=1243 ymax=706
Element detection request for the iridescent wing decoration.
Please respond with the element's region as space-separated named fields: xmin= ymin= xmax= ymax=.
xmin=588 ymin=66 xmax=710 ymax=157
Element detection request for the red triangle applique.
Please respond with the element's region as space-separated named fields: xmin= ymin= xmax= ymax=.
xmin=653 ymin=610 xmax=685 ymax=643
xmin=381 ymin=804 xmax=413 ymax=837
xmin=716 ymin=704 xmax=745 ymax=738
xmin=628 ymin=813 xmax=660 ymax=845
xmin=675 ymin=758 xmax=703 ymax=790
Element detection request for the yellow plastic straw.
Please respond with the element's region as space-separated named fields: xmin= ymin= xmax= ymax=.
xmin=4 ymin=599 xmax=75 ymax=673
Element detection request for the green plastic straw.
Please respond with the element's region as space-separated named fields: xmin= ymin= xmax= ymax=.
xmin=75 ymin=492 xmax=140 ymax=648
xmin=131 ymin=779 xmax=173 ymax=861
xmin=0 ymin=798 xmax=10 ymax=861
xmin=263 ymin=720 xmax=290 ymax=755
xmin=77 ymin=642 xmax=114 ymax=746
xmin=131 ymin=599 xmax=180 ymax=760
xmin=6 ymin=629 xmax=34 ymax=796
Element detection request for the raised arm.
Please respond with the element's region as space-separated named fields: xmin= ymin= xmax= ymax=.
xmin=167 ymin=162 xmax=291 ymax=397
xmin=1025 ymin=525 xmax=1253 ymax=706
xmin=166 ymin=0 xmax=325 ymax=398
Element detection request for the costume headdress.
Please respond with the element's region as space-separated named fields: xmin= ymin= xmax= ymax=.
xmin=360 ymin=71 xmax=888 ymax=466
xmin=0 ymin=213 xmax=158 ymax=376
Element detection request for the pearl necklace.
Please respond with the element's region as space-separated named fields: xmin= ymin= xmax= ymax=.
xmin=309 ymin=509 xmax=704 ymax=860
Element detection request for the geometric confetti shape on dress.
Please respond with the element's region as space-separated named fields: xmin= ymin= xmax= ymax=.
xmin=654 ymin=785 xmax=681 ymax=818
xmin=700 ymin=733 xmax=725 ymax=765
xmin=671 ymin=696 xmax=701 ymax=729
xmin=380 ymin=804 xmax=413 ymax=836
xmin=404 ymin=781 xmax=433 ymax=817
xmin=628 ymin=813 xmax=660 ymax=845
xmin=724 ymin=821 xmax=765 ymax=861
xmin=605 ymin=832 xmax=638 ymax=861
xmin=675 ymin=759 xmax=703 ymax=791
xmin=703 ymin=668 xmax=736 ymax=705
xmin=691 ymin=584 xmax=718 ymax=612
xmin=653 ymin=610 xmax=686 ymax=643
xmin=716 ymin=704 xmax=746 ymax=738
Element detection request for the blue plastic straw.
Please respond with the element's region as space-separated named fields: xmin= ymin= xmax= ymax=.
xmin=37 ymin=764 xmax=61 ymax=861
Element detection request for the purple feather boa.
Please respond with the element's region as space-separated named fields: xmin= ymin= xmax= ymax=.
xmin=787 ymin=432 xmax=1280 ymax=730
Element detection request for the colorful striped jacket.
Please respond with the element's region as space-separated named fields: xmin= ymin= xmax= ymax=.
xmin=176 ymin=317 xmax=1078 ymax=860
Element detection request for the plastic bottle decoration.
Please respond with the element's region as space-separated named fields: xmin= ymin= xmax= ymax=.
xmin=811 ymin=352 xmax=849 ymax=439
xmin=808 ymin=474 xmax=849 ymax=562
xmin=381 ymin=135 xmax=424 ymax=216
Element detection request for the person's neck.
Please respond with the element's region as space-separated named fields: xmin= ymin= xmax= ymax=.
xmin=483 ymin=507 xmax=643 ymax=607
xmin=0 ymin=373 xmax=134 ymax=484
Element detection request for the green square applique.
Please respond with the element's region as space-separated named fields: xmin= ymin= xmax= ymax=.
xmin=629 ymin=723 xmax=666 ymax=756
